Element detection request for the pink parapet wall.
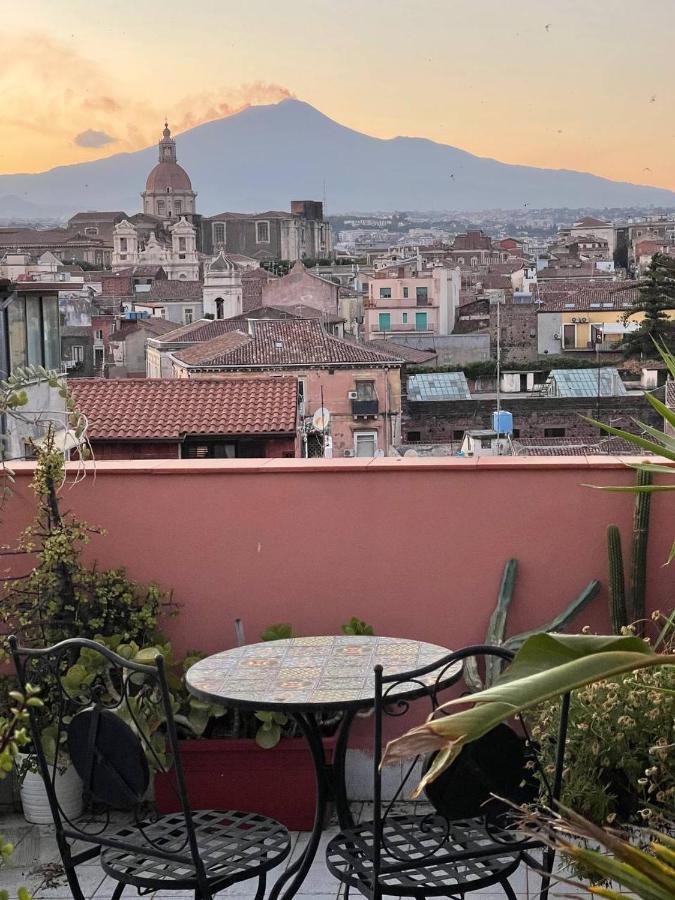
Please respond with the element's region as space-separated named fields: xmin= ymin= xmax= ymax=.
xmin=1 ymin=457 xmax=673 ymax=658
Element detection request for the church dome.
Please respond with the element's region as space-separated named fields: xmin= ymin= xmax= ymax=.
xmin=145 ymin=161 xmax=193 ymax=193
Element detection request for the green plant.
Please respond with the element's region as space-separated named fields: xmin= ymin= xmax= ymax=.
xmin=525 ymin=807 xmax=675 ymax=899
xmin=260 ymin=623 xmax=297 ymax=642
xmin=621 ymin=253 xmax=675 ymax=357
xmin=607 ymin=525 xmax=628 ymax=633
xmin=530 ymin=616 xmax=674 ymax=828
xmin=382 ymin=632 xmax=675 ymax=798
xmin=464 ymin=558 xmax=600 ymax=692
xmin=0 ymin=685 xmax=40 ymax=900
xmin=0 ymin=439 xmax=177 ymax=772
xmin=585 ymin=340 xmax=675 ymax=565
xmin=341 ymin=617 xmax=374 ymax=636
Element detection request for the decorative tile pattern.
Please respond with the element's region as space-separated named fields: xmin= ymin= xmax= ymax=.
xmin=186 ymin=636 xmax=459 ymax=710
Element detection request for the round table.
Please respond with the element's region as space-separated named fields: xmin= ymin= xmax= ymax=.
xmin=186 ymin=635 xmax=461 ymax=900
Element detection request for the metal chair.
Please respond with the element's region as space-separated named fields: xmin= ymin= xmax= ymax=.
xmin=326 ymin=645 xmax=569 ymax=899
xmin=10 ymin=636 xmax=291 ymax=900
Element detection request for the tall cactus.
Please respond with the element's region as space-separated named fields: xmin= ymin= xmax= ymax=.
xmin=630 ymin=469 xmax=652 ymax=633
xmin=607 ymin=524 xmax=628 ymax=633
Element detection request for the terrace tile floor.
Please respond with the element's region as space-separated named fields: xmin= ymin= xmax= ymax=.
xmin=1 ymin=803 xmax=603 ymax=898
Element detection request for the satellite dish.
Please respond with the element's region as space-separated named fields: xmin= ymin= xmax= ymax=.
xmin=403 ymin=449 xmax=419 ymax=457
xmin=312 ymin=407 xmax=331 ymax=430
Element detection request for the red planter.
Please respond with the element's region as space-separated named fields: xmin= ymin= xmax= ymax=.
xmin=154 ymin=737 xmax=335 ymax=831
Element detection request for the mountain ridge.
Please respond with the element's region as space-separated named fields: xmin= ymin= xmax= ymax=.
xmin=1 ymin=99 xmax=673 ymax=216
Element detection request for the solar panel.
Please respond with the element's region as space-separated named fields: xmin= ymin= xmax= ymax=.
xmin=407 ymin=372 xmax=472 ymax=401
xmin=544 ymin=368 xmax=627 ymax=398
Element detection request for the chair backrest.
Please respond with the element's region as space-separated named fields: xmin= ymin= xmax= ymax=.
xmin=9 ymin=635 xmax=208 ymax=881
xmin=370 ymin=644 xmax=570 ymax=878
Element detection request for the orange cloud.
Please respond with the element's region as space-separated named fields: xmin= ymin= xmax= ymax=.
xmin=1 ymin=31 xmax=295 ymax=173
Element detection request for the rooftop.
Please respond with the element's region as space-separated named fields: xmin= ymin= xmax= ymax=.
xmin=172 ymin=319 xmax=405 ymax=369
xmin=147 ymin=280 xmax=203 ymax=301
xmin=543 ymin=367 xmax=628 ymax=398
xmin=69 ymin=376 xmax=298 ymax=439
xmin=407 ymin=372 xmax=472 ymax=401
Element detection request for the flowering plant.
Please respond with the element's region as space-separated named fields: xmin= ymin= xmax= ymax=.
xmin=529 ymin=614 xmax=674 ymax=829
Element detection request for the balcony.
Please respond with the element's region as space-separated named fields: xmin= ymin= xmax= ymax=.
xmin=1 ymin=457 xmax=670 ymax=900
xmin=351 ymin=398 xmax=379 ymax=417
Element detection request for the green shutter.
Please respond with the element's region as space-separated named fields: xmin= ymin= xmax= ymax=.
xmin=379 ymin=313 xmax=391 ymax=331
xmin=415 ymin=312 xmax=428 ymax=331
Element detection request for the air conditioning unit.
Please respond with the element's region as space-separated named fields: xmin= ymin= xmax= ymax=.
xmin=347 ymin=391 xmax=358 ymax=399
xmin=571 ymin=316 xmax=579 ymax=323
xmin=343 ymin=449 xmax=355 ymax=457
xmin=580 ymin=316 xmax=589 ymax=323
xmin=553 ymin=333 xmax=560 ymax=340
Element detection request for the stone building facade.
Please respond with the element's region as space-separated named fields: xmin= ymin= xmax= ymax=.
xmin=201 ymin=201 xmax=331 ymax=261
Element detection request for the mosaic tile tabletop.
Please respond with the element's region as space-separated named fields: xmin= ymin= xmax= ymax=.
xmin=186 ymin=635 xmax=460 ymax=710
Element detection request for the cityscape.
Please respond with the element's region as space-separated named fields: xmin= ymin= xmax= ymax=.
xmin=0 ymin=3 xmax=673 ymax=900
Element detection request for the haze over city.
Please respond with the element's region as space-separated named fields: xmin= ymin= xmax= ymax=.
xmin=3 ymin=0 xmax=675 ymax=191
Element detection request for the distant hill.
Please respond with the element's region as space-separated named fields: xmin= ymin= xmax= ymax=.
xmin=1 ymin=99 xmax=674 ymax=216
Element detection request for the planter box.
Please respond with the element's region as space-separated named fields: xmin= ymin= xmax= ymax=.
xmin=154 ymin=737 xmax=336 ymax=831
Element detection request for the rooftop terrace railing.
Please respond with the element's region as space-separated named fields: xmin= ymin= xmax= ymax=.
xmin=1 ymin=457 xmax=671 ymax=659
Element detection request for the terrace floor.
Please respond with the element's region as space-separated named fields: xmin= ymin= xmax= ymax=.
xmin=1 ymin=803 xmax=603 ymax=899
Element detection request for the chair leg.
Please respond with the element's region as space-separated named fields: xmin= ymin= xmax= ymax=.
xmin=111 ymin=883 xmax=125 ymax=900
xmin=499 ymin=878 xmax=518 ymax=900
xmin=538 ymin=845 xmax=556 ymax=900
xmin=253 ymin=874 xmax=266 ymax=900
xmin=62 ymin=865 xmax=87 ymax=900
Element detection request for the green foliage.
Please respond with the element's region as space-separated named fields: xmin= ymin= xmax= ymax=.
xmin=621 ymin=254 xmax=675 ymax=357
xmin=254 ymin=711 xmax=289 ymax=749
xmin=464 ymin=558 xmax=600 ymax=692
xmin=0 ymin=685 xmax=40 ymax=899
xmin=585 ymin=339 xmax=675 ymax=565
xmin=530 ymin=624 xmax=674 ymax=829
xmin=341 ymin=617 xmax=374 ymax=636
xmin=607 ymin=525 xmax=628 ymax=633
xmin=260 ymin=623 xmax=297 ymax=642
xmin=384 ymin=631 xmax=674 ymax=800
xmin=0 ymin=442 xmax=177 ymax=770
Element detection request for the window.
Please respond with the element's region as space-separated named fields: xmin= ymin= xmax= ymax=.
xmin=354 ymin=431 xmax=377 ymax=457
xmin=119 ymin=238 xmax=127 ymax=252
xmin=157 ymin=199 xmax=165 ymax=214
xmin=84 ymin=226 xmax=98 ymax=236
xmin=415 ymin=311 xmax=428 ymax=331
xmin=297 ymin=378 xmax=306 ymax=405
xmin=406 ymin=430 xmax=421 ymax=442
xmin=416 ymin=286 xmax=428 ymax=305
xmin=379 ymin=287 xmax=392 ymax=299
xmin=256 ymin=221 xmax=270 ymax=243
xmin=158 ymin=308 xmax=166 ymax=318
xmin=378 ymin=313 xmax=391 ymax=331
xmin=544 ymin=427 xmax=566 ymax=438
xmin=175 ymin=200 xmax=182 ymax=215
xmin=184 ymin=308 xmax=194 ymax=325
xmin=402 ymin=312 xmax=408 ymax=324
xmin=562 ymin=323 xmax=576 ymax=349
xmin=72 ymin=345 xmax=84 ymax=363
xmin=403 ymin=287 xmax=409 ymax=298
xmin=213 ymin=222 xmax=225 ymax=245
xmin=95 ymin=329 xmax=104 ymax=341
xmin=178 ymin=237 xmax=186 ymax=252
xmin=355 ymin=380 xmax=376 ymax=400
xmin=215 ymin=297 xmax=224 ymax=319
xmin=452 ymin=430 xmax=464 ymax=440
xmin=6 ymin=294 xmax=60 ymax=371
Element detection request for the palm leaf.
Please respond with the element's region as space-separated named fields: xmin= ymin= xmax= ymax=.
xmin=382 ymin=633 xmax=674 ymax=797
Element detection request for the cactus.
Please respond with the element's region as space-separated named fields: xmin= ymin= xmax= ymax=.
xmin=607 ymin=524 xmax=628 ymax=634
xmin=629 ymin=469 xmax=652 ymax=633
xmin=466 ymin=559 xmax=600 ymax=692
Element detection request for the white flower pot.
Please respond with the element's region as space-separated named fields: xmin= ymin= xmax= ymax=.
xmin=17 ymin=754 xmax=83 ymax=825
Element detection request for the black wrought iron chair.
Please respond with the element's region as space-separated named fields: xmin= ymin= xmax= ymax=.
xmin=326 ymin=645 xmax=570 ymax=900
xmin=10 ymin=636 xmax=291 ymax=900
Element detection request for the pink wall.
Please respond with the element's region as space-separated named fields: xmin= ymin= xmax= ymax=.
xmin=2 ymin=458 xmax=672 ymax=660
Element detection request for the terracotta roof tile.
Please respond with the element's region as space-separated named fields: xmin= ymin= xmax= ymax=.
xmin=536 ymin=283 xmax=639 ymax=311
xmin=150 ymin=319 xmax=245 ymax=345
xmin=147 ymin=280 xmax=202 ymax=301
xmin=366 ymin=340 xmax=437 ymax=363
xmin=173 ymin=319 xmax=404 ymax=369
xmin=70 ymin=376 xmax=298 ymax=439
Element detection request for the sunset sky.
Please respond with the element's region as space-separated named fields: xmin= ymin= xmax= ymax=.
xmin=3 ymin=0 xmax=675 ymax=189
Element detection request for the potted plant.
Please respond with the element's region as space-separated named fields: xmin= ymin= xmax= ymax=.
xmin=154 ymin=618 xmax=375 ymax=830
xmin=0 ymin=435 xmax=176 ymax=824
